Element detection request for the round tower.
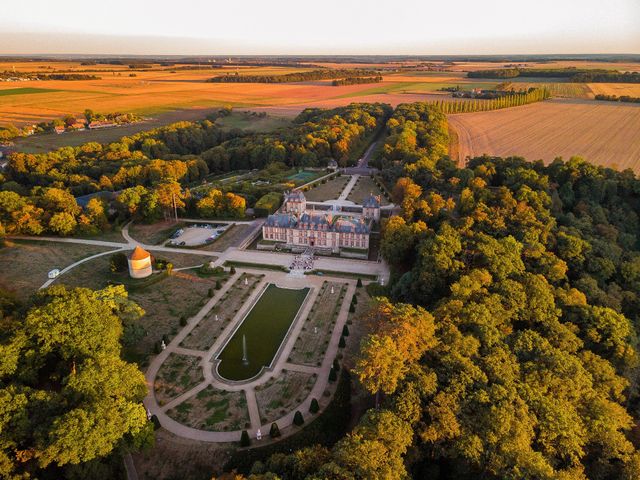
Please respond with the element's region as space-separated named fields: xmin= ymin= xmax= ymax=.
xmin=128 ymin=246 xmax=153 ymax=279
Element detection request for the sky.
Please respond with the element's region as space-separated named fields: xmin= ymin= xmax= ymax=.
xmin=0 ymin=0 xmax=638 ymax=55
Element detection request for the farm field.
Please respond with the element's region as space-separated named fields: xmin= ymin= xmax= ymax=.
xmin=587 ymin=83 xmax=640 ymax=97
xmin=0 ymin=61 xmax=501 ymax=130
xmin=449 ymin=98 xmax=640 ymax=171
xmin=501 ymin=81 xmax=593 ymax=99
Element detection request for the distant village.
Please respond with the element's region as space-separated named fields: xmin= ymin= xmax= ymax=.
xmin=0 ymin=110 xmax=142 ymax=145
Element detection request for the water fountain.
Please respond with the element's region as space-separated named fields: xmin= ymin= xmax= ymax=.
xmin=241 ymin=334 xmax=249 ymax=366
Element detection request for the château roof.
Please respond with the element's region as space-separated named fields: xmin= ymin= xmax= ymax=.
xmin=265 ymin=213 xmax=298 ymax=228
xmin=265 ymin=212 xmax=370 ymax=234
xmin=130 ymin=245 xmax=151 ymax=261
xmin=285 ymin=190 xmax=306 ymax=202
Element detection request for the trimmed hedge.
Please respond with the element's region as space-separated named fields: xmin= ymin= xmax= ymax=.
xmin=293 ymin=411 xmax=304 ymax=426
xmin=254 ymin=192 xmax=283 ymax=217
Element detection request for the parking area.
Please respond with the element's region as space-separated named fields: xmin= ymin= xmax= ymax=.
xmin=167 ymin=224 xmax=228 ymax=247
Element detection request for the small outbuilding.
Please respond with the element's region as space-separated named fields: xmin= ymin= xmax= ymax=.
xmin=128 ymin=246 xmax=152 ymax=279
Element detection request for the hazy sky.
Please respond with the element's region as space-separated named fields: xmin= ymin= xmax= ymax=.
xmin=1 ymin=0 xmax=638 ymax=55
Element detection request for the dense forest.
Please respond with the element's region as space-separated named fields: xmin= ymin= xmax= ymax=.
xmin=224 ymin=103 xmax=640 ymax=479
xmin=468 ymin=67 xmax=640 ymax=83
xmin=0 ymin=103 xmax=390 ymax=235
xmin=332 ymin=76 xmax=383 ymax=86
xmin=207 ymin=69 xmax=379 ymax=83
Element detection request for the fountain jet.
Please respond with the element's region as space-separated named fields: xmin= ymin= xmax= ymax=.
xmin=241 ymin=334 xmax=249 ymax=366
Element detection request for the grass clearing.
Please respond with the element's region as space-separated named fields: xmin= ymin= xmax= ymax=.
xmin=0 ymin=239 xmax=112 ymax=301
xmin=60 ymin=251 xmax=216 ymax=366
xmin=0 ymin=87 xmax=63 ymax=96
xmin=129 ymin=221 xmax=186 ymax=245
xmin=223 ymin=261 xmax=288 ymax=272
xmin=215 ymin=111 xmax=292 ymax=132
xmin=154 ymin=353 xmax=204 ymax=406
xmin=255 ymin=370 xmax=316 ymax=425
xmin=204 ymin=224 xmax=253 ymax=251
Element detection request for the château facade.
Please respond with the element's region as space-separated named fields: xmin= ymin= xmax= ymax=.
xmin=262 ymin=190 xmax=380 ymax=254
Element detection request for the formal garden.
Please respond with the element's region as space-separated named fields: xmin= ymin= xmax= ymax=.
xmin=255 ymin=370 xmax=316 ymax=425
xmin=216 ymin=284 xmax=310 ymax=381
xmin=154 ymin=353 xmax=205 ymax=406
xmin=289 ymin=281 xmax=347 ymax=366
xmin=166 ymin=385 xmax=249 ymax=432
xmin=346 ymin=175 xmax=391 ymax=205
xmin=302 ymin=175 xmax=350 ymax=201
xmin=180 ymin=273 xmax=263 ymax=351
xmin=146 ymin=268 xmax=359 ymax=441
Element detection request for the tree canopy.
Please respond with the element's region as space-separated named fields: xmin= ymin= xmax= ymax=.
xmin=0 ymin=285 xmax=148 ymax=479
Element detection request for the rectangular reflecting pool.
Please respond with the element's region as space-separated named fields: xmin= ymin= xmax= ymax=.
xmin=216 ymin=284 xmax=310 ymax=381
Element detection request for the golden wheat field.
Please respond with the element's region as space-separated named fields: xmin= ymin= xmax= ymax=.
xmin=2 ymin=60 xmax=638 ymax=128
xmin=587 ymin=83 xmax=640 ymax=97
xmin=448 ymin=99 xmax=640 ymax=171
xmin=0 ymin=63 xmax=495 ymax=126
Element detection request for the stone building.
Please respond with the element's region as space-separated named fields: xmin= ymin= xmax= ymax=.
xmin=262 ymin=190 xmax=380 ymax=254
xmin=128 ymin=246 xmax=153 ymax=279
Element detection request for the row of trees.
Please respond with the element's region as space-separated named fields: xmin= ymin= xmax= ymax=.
xmin=0 ymin=179 xmax=246 ymax=237
xmin=0 ymin=105 xmax=389 ymax=236
xmin=5 ymin=120 xmax=232 ymax=195
xmin=0 ymin=71 xmax=100 ymax=80
xmin=595 ymin=94 xmax=640 ymax=103
xmin=207 ymin=69 xmax=379 ymax=83
xmin=468 ymin=67 xmax=640 ymax=83
xmin=431 ymin=87 xmax=550 ymax=114
xmin=201 ymin=103 xmax=391 ymax=171
xmin=332 ymin=76 xmax=383 ymax=86
xmin=0 ymin=188 xmax=108 ymax=236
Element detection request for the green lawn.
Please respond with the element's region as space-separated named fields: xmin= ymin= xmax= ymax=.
xmin=216 ymin=284 xmax=309 ymax=380
xmin=214 ymin=112 xmax=292 ymax=132
xmin=0 ymin=87 xmax=63 ymax=96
